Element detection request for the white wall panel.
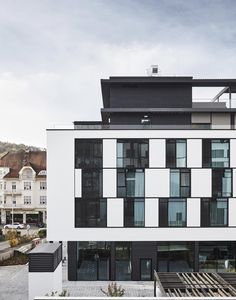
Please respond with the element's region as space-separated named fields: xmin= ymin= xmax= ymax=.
xmin=47 ymin=129 xmax=236 ymax=241
xmin=230 ymin=140 xmax=236 ymax=168
xmin=149 ymin=139 xmax=165 ymax=168
xmin=229 ymin=198 xmax=236 ymax=226
xmin=103 ymin=139 xmax=116 ymax=168
xmin=233 ymin=170 xmax=236 ymax=197
xmin=191 ymin=169 xmax=211 ymax=197
xmin=145 ymin=198 xmax=158 ymax=227
xmin=145 ymin=169 xmax=169 ymax=197
xmin=107 ymin=198 xmax=123 ymax=227
xmin=74 ymin=169 xmax=81 ymax=198
xmin=187 ymin=139 xmax=202 ymax=168
xmin=187 ymin=198 xmax=200 ymax=227
xmin=103 ymin=169 xmax=116 ymax=198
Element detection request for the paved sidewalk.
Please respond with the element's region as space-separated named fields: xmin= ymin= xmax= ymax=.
xmin=0 ymin=262 xmax=154 ymax=300
xmin=62 ymin=260 xmax=154 ymax=297
xmin=0 ymin=264 xmax=28 ymax=300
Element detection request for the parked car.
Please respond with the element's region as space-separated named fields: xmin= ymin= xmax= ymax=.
xmin=4 ymin=223 xmax=25 ymax=229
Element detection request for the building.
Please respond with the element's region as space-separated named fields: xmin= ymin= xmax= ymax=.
xmin=47 ymin=75 xmax=236 ymax=281
xmin=0 ymin=150 xmax=47 ymax=225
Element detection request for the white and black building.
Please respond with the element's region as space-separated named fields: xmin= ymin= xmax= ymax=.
xmin=47 ymin=76 xmax=236 ymax=281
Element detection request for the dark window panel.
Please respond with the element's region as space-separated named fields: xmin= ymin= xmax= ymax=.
xmin=201 ymin=198 xmax=228 ymax=227
xmin=212 ymin=169 xmax=232 ymax=198
xmin=117 ymin=169 xmax=144 ymax=198
xmin=159 ymin=198 xmax=186 ymax=227
xmin=202 ymin=139 xmax=211 ymax=168
xmin=75 ymin=198 xmax=107 ymax=228
xmin=203 ymin=139 xmax=230 ymax=168
xmin=166 ymin=139 xmax=186 ymax=168
xmin=75 ymin=139 xmax=102 ymax=169
xmin=124 ymin=198 xmax=144 ymax=227
xmin=117 ymin=139 xmax=149 ymax=168
xmin=82 ymin=170 xmax=103 ymax=198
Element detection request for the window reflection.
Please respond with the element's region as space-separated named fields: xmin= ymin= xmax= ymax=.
xmin=157 ymin=242 xmax=194 ymax=272
xmin=199 ymin=242 xmax=235 ymax=272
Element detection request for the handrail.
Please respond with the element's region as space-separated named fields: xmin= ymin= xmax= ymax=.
xmin=153 ymin=269 xmax=166 ymax=297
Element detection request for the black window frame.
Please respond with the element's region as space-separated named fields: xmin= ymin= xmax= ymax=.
xmin=166 ymin=139 xmax=187 ymax=168
xmin=201 ymin=198 xmax=228 ymax=227
xmin=170 ymin=169 xmax=191 ymax=198
xmin=75 ymin=198 xmax=107 ymax=228
xmin=159 ymin=198 xmax=187 ymax=227
xmin=117 ymin=139 xmax=149 ymax=168
xmin=75 ymin=139 xmax=103 ymax=169
xmin=202 ymin=139 xmax=230 ymax=168
xmin=124 ymin=198 xmax=145 ymax=228
xmin=117 ymin=168 xmax=145 ymax=198
xmin=212 ymin=168 xmax=232 ymax=198
xmin=140 ymin=258 xmax=152 ymax=280
xmin=82 ymin=169 xmax=103 ymax=198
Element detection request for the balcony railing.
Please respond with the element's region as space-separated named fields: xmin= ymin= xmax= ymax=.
xmin=74 ymin=124 xmax=235 ymax=130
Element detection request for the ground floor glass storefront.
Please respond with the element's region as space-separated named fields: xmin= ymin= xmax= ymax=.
xmin=70 ymin=241 xmax=236 ymax=281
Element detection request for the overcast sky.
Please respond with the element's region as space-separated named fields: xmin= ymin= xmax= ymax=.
xmin=0 ymin=0 xmax=236 ymax=148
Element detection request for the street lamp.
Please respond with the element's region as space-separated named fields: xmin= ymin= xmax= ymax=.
xmin=11 ymin=191 xmax=16 ymax=227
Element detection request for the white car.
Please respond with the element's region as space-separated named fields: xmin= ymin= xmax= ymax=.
xmin=4 ymin=223 xmax=25 ymax=229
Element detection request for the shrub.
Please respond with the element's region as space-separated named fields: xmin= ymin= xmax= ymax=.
xmin=38 ymin=228 xmax=46 ymax=238
xmin=0 ymin=253 xmax=28 ymax=266
xmin=9 ymin=238 xmax=19 ymax=247
xmin=101 ymin=282 xmax=125 ymax=297
xmin=5 ymin=230 xmax=18 ymax=241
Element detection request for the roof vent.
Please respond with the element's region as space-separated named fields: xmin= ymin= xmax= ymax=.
xmin=146 ymin=65 xmax=160 ymax=76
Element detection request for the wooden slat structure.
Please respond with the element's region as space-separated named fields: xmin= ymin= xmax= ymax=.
xmin=154 ymin=272 xmax=236 ymax=297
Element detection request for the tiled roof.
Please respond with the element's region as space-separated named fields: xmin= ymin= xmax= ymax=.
xmin=0 ymin=150 xmax=46 ymax=179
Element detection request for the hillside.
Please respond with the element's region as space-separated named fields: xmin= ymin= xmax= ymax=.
xmin=0 ymin=141 xmax=45 ymax=154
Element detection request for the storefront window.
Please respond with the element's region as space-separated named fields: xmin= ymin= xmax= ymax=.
xmin=199 ymin=242 xmax=235 ymax=272
xmin=115 ymin=242 xmax=132 ymax=280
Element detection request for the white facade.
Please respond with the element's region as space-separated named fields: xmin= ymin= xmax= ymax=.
xmin=0 ymin=166 xmax=47 ymax=225
xmin=47 ymin=129 xmax=236 ymax=241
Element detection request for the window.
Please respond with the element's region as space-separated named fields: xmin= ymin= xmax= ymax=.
xmin=77 ymin=242 xmax=111 ymax=280
xmin=117 ymin=139 xmax=148 ymax=168
xmin=115 ymin=242 xmax=132 ymax=280
xmin=170 ymin=169 xmax=190 ymax=197
xmin=24 ymin=196 xmax=31 ymax=205
xmin=40 ymin=196 xmax=47 ymax=205
xmin=22 ymin=168 xmax=33 ymax=180
xmin=75 ymin=139 xmax=102 ymax=168
xmin=157 ymin=242 xmax=194 ymax=272
xmin=24 ymin=182 xmax=31 ymax=190
xmin=75 ymin=198 xmax=107 ymax=227
xmin=212 ymin=169 xmax=232 ymax=197
xmin=202 ymin=139 xmax=229 ymax=168
xmin=40 ymin=181 xmax=47 ymax=190
xmin=117 ymin=169 xmax=144 ymax=197
xmin=12 ymin=182 xmax=16 ymax=190
xmin=159 ymin=198 xmax=186 ymax=227
xmin=166 ymin=139 xmax=186 ymax=168
xmin=140 ymin=259 xmax=152 ymax=280
xmin=201 ymin=198 xmax=228 ymax=227
xmin=199 ymin=242 xmax=235 ymax=272
xmin=82 ymin=170 xmax=102 ymax=198
xmin=124 ymin=198 xmax=144 ymax=227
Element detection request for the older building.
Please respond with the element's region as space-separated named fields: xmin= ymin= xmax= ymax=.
xmin=0 ymin=150 xmax=47 ymax=225
xmin=47 ymin=75 xmax=236 ymax=281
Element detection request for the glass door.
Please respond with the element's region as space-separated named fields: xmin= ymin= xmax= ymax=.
xmin=140 ymin=258 xmax=152 ymax=280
